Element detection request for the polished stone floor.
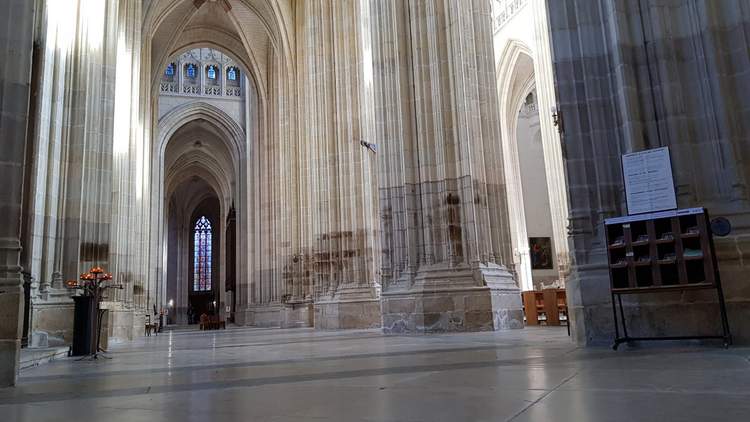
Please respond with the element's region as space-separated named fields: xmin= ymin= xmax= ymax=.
xmin=1 ymin=326 xmax=749 ymax=421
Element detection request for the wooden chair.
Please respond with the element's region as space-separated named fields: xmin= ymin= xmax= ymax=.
xmin=198 ymin=313 xmax=226 ymax=330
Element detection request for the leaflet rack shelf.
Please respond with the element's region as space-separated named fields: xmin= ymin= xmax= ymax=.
xmin=604 ymin=207 xmax=731 ymax=349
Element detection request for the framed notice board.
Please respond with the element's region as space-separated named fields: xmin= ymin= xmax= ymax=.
xmin=622 ymin=147 xmax=677 ymax=215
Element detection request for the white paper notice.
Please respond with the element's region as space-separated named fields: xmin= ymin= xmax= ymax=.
xmin=622 ymin=147 xmax=677 ymax=215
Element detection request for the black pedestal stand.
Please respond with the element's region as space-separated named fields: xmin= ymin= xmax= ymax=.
xmin=76 ymin=308 xmax=111 ymax=361
xmin=68 ymin=268 xmax=123 ymax=361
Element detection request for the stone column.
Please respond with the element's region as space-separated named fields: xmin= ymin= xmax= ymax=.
xmin=244 ymin=43 xmax=298 ymax=327
xmin=374 ymin=0 xmax=523 ymax=333
xmin=299 ymin=0 xmax=382 ymax=329
xmin=220 ymin=65 xmax=226 ymax=96
xmin=21 ymin=0 xmax=72 ymax=345
xmin=55 ymin=0 xmax=116 ymax=280
xmin=110 ymin=0 xmax=147 ymax=311
xmin=0 ymin=0 xmax=35 ymax=386
xmin=547 ymin=0 xmax=750 ymax=345
xmin=235 ymin=73 xmax=256 ymax=325
xmin=20 ymin=0 xmax=147 ymax=345
xmin=200 ymin=61 xmax=205 ymax=95
xmin=369 ymin=0 xmax=419 ymax=292
xmin=530 ymin=0 xmax=570 ymax=284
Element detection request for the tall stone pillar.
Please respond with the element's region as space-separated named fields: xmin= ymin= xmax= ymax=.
xmin=18 ymin=0 xmax=148 ymax=347
xmin=0 ymin=0 xmax=35 ymax=386
xmin=299 ymin=0 xmax=382 ymax=329
xmin=109 ymin=0 xmax=148 ymax=315
xmin=374 ymin=0 xmax=523 ymax=333
xmin=547 ymin=0 xmax=750 ymax=345
xmin=530 ymin=0 xmax=570 ymax=283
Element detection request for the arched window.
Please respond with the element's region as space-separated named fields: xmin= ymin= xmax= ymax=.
xmin=186 ymin=63 xmax=197 ymax=79
xmin=193 ymin=216 xmax=212 ymax=292
xmin=226 ymin=67 xmax=241 ymax=91
xmin=165 ymin=63 xmax=175 ymax=77
xmin=207 ymin=65 xmax=217 ymax=80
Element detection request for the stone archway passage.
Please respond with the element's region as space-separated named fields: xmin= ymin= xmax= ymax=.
xmin=495 ymin=39 xmax=570 ymax=293
xmin=160 ymin=99 xmax=245 ymax=326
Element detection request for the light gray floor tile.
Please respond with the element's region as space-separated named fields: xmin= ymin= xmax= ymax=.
xmin=1 ymin=326 xmax=748 ymax=422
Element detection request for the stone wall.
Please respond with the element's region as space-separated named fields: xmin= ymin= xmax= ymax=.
xmin=547 ymin=0 xmax=750 ymax=345
xmin=30 ymin=301 xmax=74 ymax=346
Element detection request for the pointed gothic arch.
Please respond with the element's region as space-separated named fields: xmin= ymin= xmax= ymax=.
xmin=496 ymin=39 xmax=570 ymax=291
xmin=155 ymin=100 xmax=249 ymax=324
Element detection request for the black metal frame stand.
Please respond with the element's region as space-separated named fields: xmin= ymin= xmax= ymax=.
xmin=611 ymin=282 xmax=732 ymax=350
xmin=605 ymin=207 xmax=733 ymax=351
xmin=76 ymin=308 xmax=111 ymax=361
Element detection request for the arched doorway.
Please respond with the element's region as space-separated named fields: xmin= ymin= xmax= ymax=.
xmin=515 ymin=88 xmax=559 ymax=289
xmin=166 ymin=174 xmax=224 ymax=325
xmin=157 ymin=48 xmax=249 ymax=325
xmin=497 ymin=40 xmax=570 ymax=293
xmin=142 ymin=0 xmax=295 ymax=328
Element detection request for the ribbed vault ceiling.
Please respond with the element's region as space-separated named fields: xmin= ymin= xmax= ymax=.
xmin=164 ymin=118 xmax=236 ymax=209
xmin=145 ymin=0 xmax=294 ymax=98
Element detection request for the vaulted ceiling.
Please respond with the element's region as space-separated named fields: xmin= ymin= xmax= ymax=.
xmin=164 ymin=117 xmax=238 ymax=212
xmin=144 ymin=0 xmax=295 ymax=100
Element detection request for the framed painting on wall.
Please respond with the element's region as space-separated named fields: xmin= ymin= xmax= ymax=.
xmin=529 ymin=237 xmax=553 ymax=270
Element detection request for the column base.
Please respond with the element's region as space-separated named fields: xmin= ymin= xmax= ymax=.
xmin=281 ymin=301 xmax=314 ymax=328
xmin=0 ymin=340 xmax=20 ymax=387
xmin=100 ymin=304 xmax=147 ymax=344
xmin=234 ymin=308 xmax=249 ymax=326
xmin=0 ymin=279 xmax=23 ymax=386
xmin=246 ymin=304 xmax=283 ymax=327
xmin=30 ymin=294 xmax=74 ymax=346
xmin=381 ymin=263 xmax=524 ymax=333
xmin=314 ymin=286 xmax=382 ymax=329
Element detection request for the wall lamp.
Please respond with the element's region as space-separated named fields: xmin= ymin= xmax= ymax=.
xmin=551 ymin=105 xmax=564 ymax=134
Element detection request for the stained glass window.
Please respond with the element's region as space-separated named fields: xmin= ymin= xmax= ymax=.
xmin=165 ymin=63 xmax=175 ymax=77
xmin=186 ymin=63 xmax=196 ymax=79
xmin=227 ymin=67 xmax=237 ymax=81
xmin=193 ymin=216 xmax=212 ymax=292
xmin=207 ymin=65 xmax=216 ymax=80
